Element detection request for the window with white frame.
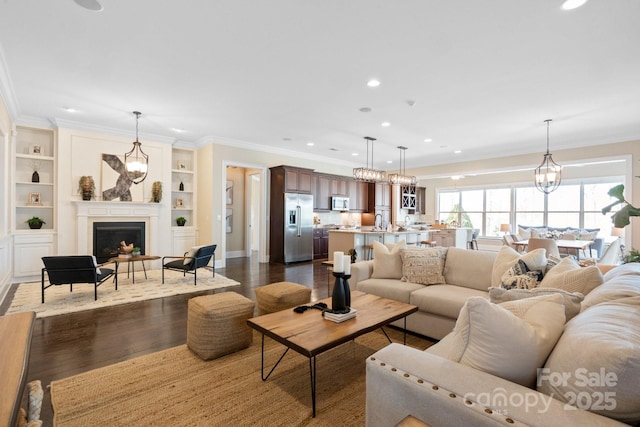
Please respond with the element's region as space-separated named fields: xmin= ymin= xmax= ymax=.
xmin=437 ymin=178 xmax=623 ymax=238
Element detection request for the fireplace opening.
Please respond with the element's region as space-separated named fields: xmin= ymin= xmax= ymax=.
xmin=93 ymin=222 xmax=146 ymax=263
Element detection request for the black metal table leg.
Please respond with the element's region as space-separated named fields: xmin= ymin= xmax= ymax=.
xmin=260 ymin=334 xmax=290 ymax=381
xmin=309 ymin=356 xmax=316 ymax=417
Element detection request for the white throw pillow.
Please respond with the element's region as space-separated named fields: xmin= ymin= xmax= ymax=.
xmin=491 ymin=246 xmax=547 ymax=287
xmin=489 ymin=286 xmax=584 ymax=321
xmin=184 ymin=245 xmax=207 ymax=265
xmin=400 ymin=247 xmax=448 ymax=285
xmin=438 ymin=294 xmax=566 ymax=388
xmin=539 ymin=256 xmax=604 ymax=295
xmin=371 ymin=240 xmax=407 ymax=279
xmin=517 ymin=226 xmax=531 ymax=240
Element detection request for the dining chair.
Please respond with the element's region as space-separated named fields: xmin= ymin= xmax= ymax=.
xmin=526 ymin=238 xmax=560 ymax=258
xmin=597 ymin=238 xmax=622 ymax=265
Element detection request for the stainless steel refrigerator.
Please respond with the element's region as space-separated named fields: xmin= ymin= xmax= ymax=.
xmin=284 ymin=193 xmax=314 ymax=263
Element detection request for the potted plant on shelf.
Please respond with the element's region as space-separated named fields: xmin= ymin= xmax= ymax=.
xmin=78 ymin=176 xmax=95 ymax=201
xmin=26 ymin=216 xmax=46 ymax=229
xmin=176 ymin=217 xmax=187 ymax=226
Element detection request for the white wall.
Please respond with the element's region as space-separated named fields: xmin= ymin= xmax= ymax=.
xmin=0 ymin=92 xmax=12 ymax=301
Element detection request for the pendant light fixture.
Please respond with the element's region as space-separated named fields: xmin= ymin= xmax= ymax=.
xmin=353 ymin=136 xmax=386 ymax=182
xmin=534 ymin=119 xmax=562 ymax=194
xmin=124 ymin=111 xmax=149 ymax=184
xmin=388 ymin=146 xmax=417 ymax=186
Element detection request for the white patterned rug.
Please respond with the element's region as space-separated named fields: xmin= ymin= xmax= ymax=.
xmin=5 ymin=269 xmax=240 ymax=318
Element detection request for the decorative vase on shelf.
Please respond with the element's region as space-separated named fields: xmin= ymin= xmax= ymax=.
xmin=179 ymin=181 xmax=184 ymax=191
xmin=31 ymin=170 xmax=40 ymax=183
xmin=151 ymin=181 xmax=162 ymax=203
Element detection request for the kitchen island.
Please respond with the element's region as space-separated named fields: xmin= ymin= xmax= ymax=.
xmin=327 ymin=228 xmax=470 ymax=260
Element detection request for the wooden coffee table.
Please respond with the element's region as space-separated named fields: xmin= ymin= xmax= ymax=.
xmin=108 ymin=255 xmax=161 ymax=286
xmin=247 ymin=291 xmax=418 ymax=417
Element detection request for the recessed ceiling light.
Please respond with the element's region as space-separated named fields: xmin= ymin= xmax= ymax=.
xmin=352 ymin=152 xmax=358 ymax=156
xmin=423 ymin=138 xmax=432 ymax=143
xmin=561 ymin=0 xmax=588 ymax=10
xmin=359 ymin=107 xmax=372 ymax=113
xmin=386 ymin=160 xmax=393 ymax=164
xmin=367 ymin=79 xmax=381 ymax=87
xmin=73 ymin=0 xmax=103 ymax=12
xmin=454 ymin=150 xmax=462 ymax=154
xmin=381 ymin=122 xmax=390 ymax=127
xmin=62 ymin=107 xmax=79 ymax=113
xmin=307 ymin=142 xmax=314 ymax=146
xmin=171 ymin=128 xmax=186 ymax=133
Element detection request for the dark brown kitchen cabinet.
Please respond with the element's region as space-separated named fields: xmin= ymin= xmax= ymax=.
xmin=348 ymin=179 xmax=368 ymax=212
xmin=415 ymin=186 xmax=426 ymax=214
xmin=331 ymin=176 xmax=347 ymax=196
xmin=368 ymin=182 xmax=391 ymax=211
xmin=313 ymin=228 xmax=329 ymax=259
xmin=313 ymin=173 xmax=332 ymax=211
xmin=271 ymin=165 xmax=313 ymax=194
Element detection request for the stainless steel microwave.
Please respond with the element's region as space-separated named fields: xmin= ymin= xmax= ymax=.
xmin=331 ymin=196 xmax=349 ymax=211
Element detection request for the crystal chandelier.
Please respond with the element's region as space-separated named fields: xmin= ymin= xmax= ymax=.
xmin=124 ymin=111 xmax=149 ymax=184
xmin=534 ymin=119 xmax=562 ymax=194
xmin=388 ymin=146 xmax=417 ymax=186
xmin=353 ymin=136 xmax=386 ymax=182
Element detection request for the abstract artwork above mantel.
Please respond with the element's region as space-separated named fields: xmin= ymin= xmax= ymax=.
xmin=101 ymin=153 xmax=143 ymax=201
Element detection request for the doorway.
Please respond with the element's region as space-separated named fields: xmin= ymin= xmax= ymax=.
xmin=222 ymin=163 xmax=267 ymax=264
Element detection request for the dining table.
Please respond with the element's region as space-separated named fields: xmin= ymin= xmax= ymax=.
xmin=513 ymin=239 xmax=594 ymax=260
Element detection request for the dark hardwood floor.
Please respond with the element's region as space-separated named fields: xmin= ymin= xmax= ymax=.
xmin=23 ymin=256 xmax=334 ymax=425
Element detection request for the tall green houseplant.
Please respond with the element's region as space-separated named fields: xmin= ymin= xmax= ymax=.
xmin=602 ymin=184 xmax=640 ymax=228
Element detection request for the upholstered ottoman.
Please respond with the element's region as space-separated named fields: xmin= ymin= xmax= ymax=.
xmin=187 ymin=292 xmax=255 ymax=360
xmin=254 ymin=281 xmax=312 ymax=315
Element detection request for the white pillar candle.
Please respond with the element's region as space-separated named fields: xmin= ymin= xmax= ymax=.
xmin=343 ymin=255 xmax=351 ymax=275
xmin=333 ymin=251 xmax=344 ymax=272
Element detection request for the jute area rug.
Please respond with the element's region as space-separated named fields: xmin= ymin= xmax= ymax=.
xmin=4 ymin=269 xmax=239 ymax=318
xmin=50 ymin=329 xmax=432 ymax=426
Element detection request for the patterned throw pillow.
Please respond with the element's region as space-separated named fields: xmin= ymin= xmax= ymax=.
xmin=545 ymin=254 xmax=562 ymax=273
xmin=491 ymin=246 xmax=548 ymax=287
xmin=530 ymin=227 xmax=548 ymax=238
xmin=400 ymin=247 xmax=448 ymax=285
xmin=501 ymin=259 xmax=544 ymax=290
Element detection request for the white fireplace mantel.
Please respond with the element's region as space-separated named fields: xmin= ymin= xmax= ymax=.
xmin=73 ymin=201 xmax=162 ymax=256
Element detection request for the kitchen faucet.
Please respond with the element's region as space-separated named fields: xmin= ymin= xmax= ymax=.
xmin=375 ymin=213 xmax=383 ymax=230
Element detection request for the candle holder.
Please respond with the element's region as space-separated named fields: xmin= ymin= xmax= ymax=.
xmin=342 ymin=274 xmax=351 ymax=308
xmin=331 ymin=272 xmax=347 ymax=312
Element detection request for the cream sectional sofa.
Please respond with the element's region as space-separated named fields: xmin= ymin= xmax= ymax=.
xmin=350 ymin=246 xmax=497 ymax=339
xmin=364 ymin=262 xmax=640 ymax=426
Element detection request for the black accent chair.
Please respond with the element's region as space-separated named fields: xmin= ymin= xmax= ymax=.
xmin=162 ymin=244 xmax=217 ymax=285
xmin=41 ymin=256 xmax=116 ymax=303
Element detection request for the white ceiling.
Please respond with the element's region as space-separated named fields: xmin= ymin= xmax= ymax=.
xmin=0 ymin=0 xmax=639 ymax=170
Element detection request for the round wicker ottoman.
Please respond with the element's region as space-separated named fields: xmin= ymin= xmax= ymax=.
xmin=254 ymin=281 xmax=312 ymax=315
xmin=187 ymin=292 xmax=255 ymax=361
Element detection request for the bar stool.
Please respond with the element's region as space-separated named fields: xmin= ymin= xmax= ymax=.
xmin=363 ymin=245 xmax=374 ymax=260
